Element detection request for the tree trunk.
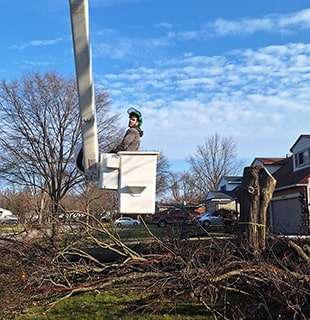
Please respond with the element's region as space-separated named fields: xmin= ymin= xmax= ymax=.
xmin=38 ymin=190 xmax=48 ymax=224
xmin=239 ymin=166 xmax=260 ymax=252
xmin=257 ymin=168 xmax=276 ymax=251
xmin=239 ymin=166 xmax=276 ymax=253
xmin=50 ymin=198 xmax=60 ymax=240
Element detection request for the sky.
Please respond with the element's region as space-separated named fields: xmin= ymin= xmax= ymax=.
xmin=0 ymin=0 xmax=309 ymax=171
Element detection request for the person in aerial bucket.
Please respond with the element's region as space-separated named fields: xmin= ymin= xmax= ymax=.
xmin=111 ymin=107 xmax=143 ymax=152
xmin=76 ymin=107 xmax=143 ymax=173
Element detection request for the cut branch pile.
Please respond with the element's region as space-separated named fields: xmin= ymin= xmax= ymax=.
xmin=0 ymin=223 xmax=309 ymax=320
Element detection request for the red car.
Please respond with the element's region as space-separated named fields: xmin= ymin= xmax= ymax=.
xmin=152 ymin=207 xmax=197 ymax=227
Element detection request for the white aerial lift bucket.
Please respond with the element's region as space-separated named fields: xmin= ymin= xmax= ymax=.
xmin=100 ymin=152 xmax=159 ymax=214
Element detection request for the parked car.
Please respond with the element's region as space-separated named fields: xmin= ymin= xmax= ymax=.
xmin=0 ymin=214 xmax=18 ymax=225
xmin=0 ymin=208 xmax=14 ymax=217
xmin=196 ymin=209 xmax=238 ymax=229
xmin=151 ymin=208 xmax=189 ymax=227
xmin=0 ymin=208 xmax=18 ymax=225
xmin=113 ymin=217 xmax=140 ymax=227
xmin=196 ymin=211 xmax=224 ymax=228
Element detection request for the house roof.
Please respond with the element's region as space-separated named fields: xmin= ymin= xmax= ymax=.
xmin=273 ymin=156 xmax=310 ymax=189
xmin=251 ymin=157 xmax=286 ymax=166
xmin=289 ymin=134 xmax=310 ymax=152
xmin=222 ymin=176 xmax=243 ymax=183
xmin=206 ymin=191 xmax=234 ymax=201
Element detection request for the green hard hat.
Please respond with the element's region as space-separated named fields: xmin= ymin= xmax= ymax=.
xmin=127 ymin=107 xmax=143 ymax=127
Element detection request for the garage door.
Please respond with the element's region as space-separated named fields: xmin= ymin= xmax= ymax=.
xmin=271 ymin=198 xmax=305 ymax=234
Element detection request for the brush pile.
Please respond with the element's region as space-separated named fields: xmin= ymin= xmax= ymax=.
xmin=0 ymin=224 xmax=309 ymax=320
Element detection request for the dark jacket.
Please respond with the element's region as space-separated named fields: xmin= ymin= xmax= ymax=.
xmin=112 ymin=127 xmax=143 ymax=152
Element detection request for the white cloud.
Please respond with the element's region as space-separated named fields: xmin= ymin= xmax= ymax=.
xmin=208 ymin=8 xmax=310 ymax=36
xmin=18 ymin=60 xmax=53 ymax=68
xmin=92 ymin=8 xmax=310 ymax=58
xmin=93 ymin=28 xmax=116 ymax=36
xmin=92 ymin=9 xmax=310 ymax=58
xmin=94 ymin=41 xmax=133 ymax=59
xmin=155 ymin=22 xmax=173 ymax=29
xmin=97 ymin=42 xmax=310 ymax=161
xmin=92 ymin=28 xmax=202 ymax=57
xmin=167 ymin=30 xmax=201 ymax=41
xmin=10 ymin=38 xmax=63 ymax=50
xmin=93 ymin=35 xmax=171 ymax=59
xmin=142 ymin=37 xmax=171 ymax=48
xmin=210 ymin=18 xmax=273 ymax=36
xmin=91 ymin=9 xmax=310 ymax=59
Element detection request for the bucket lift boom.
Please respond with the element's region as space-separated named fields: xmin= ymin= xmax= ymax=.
xmin=69 ymin=0 xmax=99 ymax=180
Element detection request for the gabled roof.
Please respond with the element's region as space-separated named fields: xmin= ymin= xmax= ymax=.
xmin=273 ymin=156 xmax=310 ymax=189
xmin=251 ymin=157 xmax=286 ymax=166
xmin=289 ymin=134 xmax=310 ymax=152
xmin=206 ymin=191 xmax=234 ymax=201
xmin=221 ymin=176 xmax=243 ymax=183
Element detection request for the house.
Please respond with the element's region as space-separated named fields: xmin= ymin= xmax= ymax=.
xmin=218 ymin=176 xmax=243 ymax=192
xmin=251 ymin=135 xmax=310 ymax=235
xmin=269 ymin=135 xmax=310 ymax=234
xmin=250 ymin=158 xmax=286 ymax=174
xmin=205 ymin=177 xmax=242 ymax=213
xmin=205 ymin=191 xmax=239 ymax=213
xmin=205 ymin=135 xmax=310 ymax=234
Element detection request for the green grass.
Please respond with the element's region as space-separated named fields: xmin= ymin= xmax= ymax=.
xmin=116 ymin=224 xmax=167 ymax=241
xmin=108 ymin=224 xmax=205 ymax=243
xmin=17 ymin=289 xmax=210 ymax=320
xmin=0 ymin=223 xmax=25 ymax=233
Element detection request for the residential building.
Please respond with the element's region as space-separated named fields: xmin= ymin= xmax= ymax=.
xmin=206 ymin=135 xmax=310 ymax=234
xmin=269 ymin=135 xmax=310 ymax=234
xmin=218 ymin=176 xmax=243 ymax=192
xmin=205 ymin=191 xmax=239 ymax=213
xmin=250 ymin=158 xmax=286 ymax=174
xmin=250 ymin=135 xmax=310 ymax=235
xmin=205 ymin=177 xmax=242 ymax=214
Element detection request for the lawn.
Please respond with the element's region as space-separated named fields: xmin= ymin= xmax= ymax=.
xmin=0 ymin=223 xmax=25 ymax=234
xmin=106 ymin=223 xmax=210 ymax=243
xmin=17 ymin=288 xmax=210 ymax=320
xmin=59 ymin=223 xmax=211 ymax=265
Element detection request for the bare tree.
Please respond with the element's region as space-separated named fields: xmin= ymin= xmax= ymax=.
xmin=167 ymin=171 xmax=202 ymax=204
xmin=156 ymin=152 xmax=170 ymax=196
xmin=0 ymin=72 xmax=121 ymax=217
xmin=63 ymin=183 xmax=118 ymax=218
xmin=188 ymin=133 xmax=242 ymax=193
xmin=0 ymin=188 xmax=34 ymax=223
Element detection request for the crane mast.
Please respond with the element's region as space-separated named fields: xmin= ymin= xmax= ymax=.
xmin=69 ymin=0 xmax=98 ymax=180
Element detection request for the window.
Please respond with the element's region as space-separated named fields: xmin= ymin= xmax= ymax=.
xmin=305 ymin=150 xmax=310 ymax=163
xmin=295 ymin=154 xmax=299 ymax=167
xmin=298 ymin=152 xmax=304 ymax=165
xmin=295 ymin=149 xmax=310 ymax=168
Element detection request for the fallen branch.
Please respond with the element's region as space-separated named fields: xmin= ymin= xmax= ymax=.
xmin=288 ymin=241 xmax=310 ymax=264
xmin=48 ymin=271 xmax=172 ymax=310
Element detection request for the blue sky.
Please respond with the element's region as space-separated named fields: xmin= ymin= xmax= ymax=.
xmin=0 ymin=0 xmax=310 ymax=171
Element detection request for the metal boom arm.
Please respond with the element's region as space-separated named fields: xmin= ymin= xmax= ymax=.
xmin=69 ymin=0 xmax=99 ymax=180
